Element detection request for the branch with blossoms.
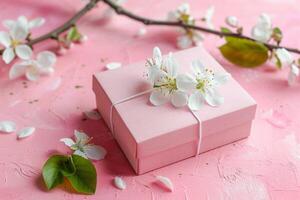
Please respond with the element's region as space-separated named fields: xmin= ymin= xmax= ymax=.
xmin=0 ymin=0 xmax=299 ymax=85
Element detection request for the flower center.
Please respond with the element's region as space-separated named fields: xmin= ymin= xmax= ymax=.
xmin=11 ymin=39 xmax=21 ymax=48
xmin=154 ymin=76 xmax=177 ymax=93
xmin=196 ymin=69 xmax=214 ymax=93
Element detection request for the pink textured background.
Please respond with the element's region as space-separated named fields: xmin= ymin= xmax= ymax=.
xmin=0 ymin=0 xmax=300 ymax=199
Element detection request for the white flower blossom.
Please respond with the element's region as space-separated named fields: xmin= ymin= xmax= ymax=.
xmin=225 ymin=16 xmax=239 ymax=27
xmin=147 ymin=47 xmax=188 ymax=107
xmin=3 ymin=16 xmax=45 ymax=33
xmin=177 ymin=29 xmax=204 ymax=49
xmin=203 ymin=6 xmax=215 ymax=30
xmin=251 ymin=13 xmax=273 ymax=43
xmin=275 ymin=48 xmax=293 ymax=66
xmin=9 ymin=51 xmax=56 ymax=81
xmin=167 ymin=3 xmax=191 ymax=22
xmin=177 ymin=60 xmax=231 ymax=110
xmin=60 ymin=130 xmax=107 ymax=160
xmin=288 ymin=64 xmax=299 ymax=86
xmin=0 ymin=24 xmax=31 ymax=64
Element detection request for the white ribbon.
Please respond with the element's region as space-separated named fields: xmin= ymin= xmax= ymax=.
xmin=109 ymin=90 xmax=202 ymax=156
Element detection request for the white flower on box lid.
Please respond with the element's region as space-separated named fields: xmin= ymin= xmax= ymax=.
xmin=9 ymin=51 xmax=56 ymax=81
xmin=3 ymin=16 xmax=45 ymax=33
xmin=0 ymin=24 xmax=32 ymax=64
xmin=146 ymin=47 xmax=188 ymax=108
xmin=177 ymin=60 xmax=231 ymax=110
xmin=251 ymin=13 xmax=273 ymax=43
xmin=60 ymin=130 xmax=107 ymax=161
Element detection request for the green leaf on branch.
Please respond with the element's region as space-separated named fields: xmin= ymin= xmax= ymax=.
xmin=42 ymin=155 xmax=68 ymax=189
xmin=42 ymin=154 xmax=97 ymax=195
xmin=67 ymin=26 xmax=82 ymax=42
xmin=219 ymin=38 xmax=269 ymax=68
xmin=220 ymin=27 xmax=234 ymax=42
xmin=65 ymin=155 xmax=97 ymax=195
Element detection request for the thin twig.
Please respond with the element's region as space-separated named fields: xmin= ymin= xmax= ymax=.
xmin=102 ymin=0 xmax=300 ymax=54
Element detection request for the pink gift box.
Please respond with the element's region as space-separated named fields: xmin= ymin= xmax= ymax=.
xmin=93 ymin=46 xmax=257 ymax=174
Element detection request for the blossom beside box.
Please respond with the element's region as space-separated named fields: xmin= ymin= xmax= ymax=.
xmin=93 ymin=46 xmax=257 ymax=174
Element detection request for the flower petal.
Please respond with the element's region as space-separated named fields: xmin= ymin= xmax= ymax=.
xmin=60 ymin=138 xmax=75 ymax=147
xmin=176 ymin=74 xmax=197 ymax=91
xmin=73 ymin=149 xmax=88 ymax=159
xmin=204 ymin=88 xmax=224 ymax=107
xmin=9 ymin=62 xmax=28 ymax=79
xmin=83 ymin=144 xmax=107 ymax=160
xmin=276 ymin=48 xmax=293 ymax=66
xmin=10 ymin=24 xmax=28 ymax=41
xmin=3 ymin=20 xmax=16 ymax=30
xmin=0 ymin=31 xmax=12 ymax=47
xmin=153 ymin=46 xmax=162 ymax=66
xmin=0 ymin=121 xmax=16 ymax=133
xmin=188 ymin=92 xmax=204 ymax=111
xmin=177 ymin=35 xmax=192 ymax=49
xmin=171 ymin=90 xmax=188 ymax=107
xmin=25 ymin=68 xmax=40 ymax=81
xmin=288 ymin=64 xmax=300 ymax=86
xmin=36 ymin=51 xmax=56 ymax=68
xmin=74 ymin=130 xmax=90 ymax=143
xmin=106 ymin=62 xmax=122 ymax=70
xmin=149 ymin=90 xmax=170 ymax=106
xmin=15 ymin=45 xmax=32 ymax=60
xmin=3 ymin=47 xmax=15 ymax=64
xmin=17 ymin=16 xmax=29 ymax=30
xmin=164 ymin=53 xmax=178 ymax=77
xmin=114 ymin=177 xmax=126 ymax=190
xmin=29 ymin=18 xmax=45 ymax=29
xmin=191 ymin=60 xmax=205 ymax=75
xmin=17 ymin=127 xmax=35 ymax=139
xmin=156 ymin=176 xmax=174 ymax=192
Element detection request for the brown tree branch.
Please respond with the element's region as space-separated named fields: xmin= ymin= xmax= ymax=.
xmin=102 ymin=0 xmax=300 ymax=54
xmin=1 ymin=0 xmax=300 ymax=56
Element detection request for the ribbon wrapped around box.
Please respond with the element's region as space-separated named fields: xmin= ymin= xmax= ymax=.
xmin=93 ymin=46 xmax=257 ymax=174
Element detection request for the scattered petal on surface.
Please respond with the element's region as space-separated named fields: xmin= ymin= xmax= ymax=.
xmin=114 ymin=176 xmax=126 ymax=190
xmin=84 ymin=109 xmax=101 ymax=120
xmin=156 ymin=176 xmax=174 ymax=192
xmin=17 ymin=127 xmax=35 ymax=138
xmin=262 ymin=109 xmax=290 ymax=128
xmin=106 ymin=62 xmax=122 ymax=70
xmin=0 ymin=121 xmax=16 ymax=133
xmin=136 ymin=28 xmax=147 ymax=36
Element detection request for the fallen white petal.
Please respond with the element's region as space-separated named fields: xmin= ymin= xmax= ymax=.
xmin=114 ymin=176 xmax=126 ymax=190
xmin=0 ymin=121 xmax=16 ymax=133
xmin=226 ymin=16 xmax=239 ymax=27
xmin=17 ymin=127 xmax=35 ymax=138
xmin=84 ymin=110 xmax=101 ymax=120
xmin=106 ymin=62 xmax=122 ymax=70
xmin=156 ymin=176 xmax=174 ymax=192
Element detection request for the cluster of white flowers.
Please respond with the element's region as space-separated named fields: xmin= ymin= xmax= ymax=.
xmin=0 ymin=16 xmax=57 ymax=81
xmin=167 ymin=3 xmax=214 ymax=49
xmin=225 ymin=13 xmax=300 ymax=85
xmin=146 ymin=47 xmax=230 ymax=110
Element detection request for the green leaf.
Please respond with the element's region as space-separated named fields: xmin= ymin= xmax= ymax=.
xmin=220 ymin=27 xmax=234 ymax=42
xmin=66 ymin=26 xmax=82 ymax=42
xmin=219 ymin=38 xmax=269 ymax=68
xmin=42 ymin=155 xmax=68 ymax=189
xmin=65 ymin=155 xmax=97 ymax=195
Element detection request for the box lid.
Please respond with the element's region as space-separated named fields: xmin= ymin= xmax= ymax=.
xmin=93 ymin=46 xmax=257 ymax=158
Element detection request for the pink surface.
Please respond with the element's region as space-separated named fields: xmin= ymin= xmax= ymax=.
xmin=93 ymin=46 xmax=256 ymax=174
xmin=0 ymin=0 xmax=300 ymax=199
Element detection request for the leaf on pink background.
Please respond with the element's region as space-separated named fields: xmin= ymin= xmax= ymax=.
xmin=156 ymin=175 xmax=174 ymax=192
xmin=262 ymin=109 xmax=291 ymax=129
